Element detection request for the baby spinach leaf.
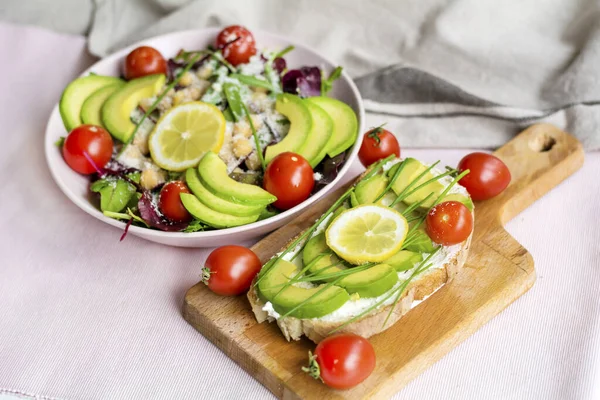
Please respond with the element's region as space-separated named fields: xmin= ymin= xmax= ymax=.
xmin=91 ymin=177 xmax=138 ymax=213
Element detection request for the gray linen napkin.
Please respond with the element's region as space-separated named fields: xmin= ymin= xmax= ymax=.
xmin=3 ymin=0 xmax=599 ymax=149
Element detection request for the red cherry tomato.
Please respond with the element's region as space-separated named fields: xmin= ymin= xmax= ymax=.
xmin=358 ymin=126 xmax=400 ymax=167
xmin=425 ymin=201 xmax=473 ymax=246
xmin=263 ymin=152 xmax=314 ymax=210
xmin=123 ymin=46 xmax=167 ymax=80
xmin=215 ymin=25 xmax=257 ymax=66
xmin=158 ymin=181 xmax=192 ymax=222
xmin=202 ymin=245 xmax=262 ymax=296
xmin=304 ymin=333 xmax=376 ymax=389
xmin=457 ymin=152 xmax=511 ymax=201
xmin=62 ymin=124 xmax=113 ymax=174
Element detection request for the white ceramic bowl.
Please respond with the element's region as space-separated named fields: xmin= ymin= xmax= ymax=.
xmin=45 ymin=28 xmax=364 ymax=247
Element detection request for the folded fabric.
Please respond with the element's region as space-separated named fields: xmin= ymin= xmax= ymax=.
xmin=2 ymin=0 xmax=598 ymax=149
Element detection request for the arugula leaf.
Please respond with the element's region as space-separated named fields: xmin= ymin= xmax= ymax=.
xmin=54 ymin=136 xmax=65 ymax=148
xmin=223 ymin=83 xmax=245 ymax=122
xmin=183 ymin=219 xmax=207 ymax=233
xmin=321 ymin=66 xmax=343 ymax=96
xmin=91 ymin=174 xmax=139 ymax=213
xmin=258 ymin=207 xmax=278 ymax=221
xmin=231 ymin=73 xmax=277 ymax=92
xmin=222 ymin=107 xmax=234 ymax=122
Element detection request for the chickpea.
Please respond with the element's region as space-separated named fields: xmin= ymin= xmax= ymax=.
xmin=245 ymin=152 xmax=261 ymax=171
xmin=140 ymin=169 xmax=165 ymax=190
xmin=233 ymin=121 xmax=252 ymax=138
xmin=196 ymin=65 xmax=213 ymax=80
xmin=233 ymin=137 xmax=253 ymax=158
xmin=178 ymin=72 xmax=193 ymax=87
xmin=172 ymin=91 xmax=186 ymax=106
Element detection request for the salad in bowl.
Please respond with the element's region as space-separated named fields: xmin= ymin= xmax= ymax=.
xmin=46 ymin=26 xmax=364 ymax=247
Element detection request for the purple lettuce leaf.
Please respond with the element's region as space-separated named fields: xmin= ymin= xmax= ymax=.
xmin=272 ymin=57 xmax=287 ymax=74
xmin=138 ymin=192 xmax=189 ymax=232
xmin=282 ymin=66 xmax=322 ymax=98
xmin=312 ymin=151 xmax=347 ymax=193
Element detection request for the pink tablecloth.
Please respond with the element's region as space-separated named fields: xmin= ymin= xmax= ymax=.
xmin=1 ymin=23 xmax=599 ymax=400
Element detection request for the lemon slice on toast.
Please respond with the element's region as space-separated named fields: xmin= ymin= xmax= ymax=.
xmin=325 ymin=204 xmax=408 ymax=264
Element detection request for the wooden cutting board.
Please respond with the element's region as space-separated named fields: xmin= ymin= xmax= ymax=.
xmin=183 ymin=123 xmax=584 ymax=399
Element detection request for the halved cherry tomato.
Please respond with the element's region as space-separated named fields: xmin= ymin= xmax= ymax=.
xmin=457 ymin=152 xmax=511 ymax=201
xmin=216 ymin=25 xmax=257 ymax=66
xmin=158 ymin=181 xmax=192 ymax=222
xmin=123 ymin=46 xmax=167 ymax=80
xmin=304 ymin=333 xmax=376 ymax=389
xmin=358 ymin=126 xmax=400 ymax=167
xmin=263 ymin=152 xmax=314 ymax=210
xmin=62 ymin=124 xmax=113 ymax=174
xmin=425 ymin=201 xmax=473 ymax=246
xmin=202 ymin=245 xmax=262 ymax=296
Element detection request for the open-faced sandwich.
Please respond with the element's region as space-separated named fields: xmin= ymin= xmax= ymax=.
xmin=247 ymin=155 xmax=475 ymax=343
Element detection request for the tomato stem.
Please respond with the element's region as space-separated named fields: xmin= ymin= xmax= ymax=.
xmin=201 ymin=267 xmax=213 ymax=285
xmin=301 ymin=351 xmax=323 ymax=382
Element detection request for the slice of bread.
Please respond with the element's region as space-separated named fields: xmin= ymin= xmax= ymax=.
xmin=247 ymin=161 xmax=473 ymax=343
xmin=248 ymin=226 xmax=472 ymax=344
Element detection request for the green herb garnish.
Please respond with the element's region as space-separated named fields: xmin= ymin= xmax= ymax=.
xmin=231 ymin=73 xmax=277 ymax=92
xmin=242 ymin=102 xmax=267 ymax=171
xmin=321 ymin=66 xmax=343 ymax=96
xmin=274 ymin=45 xmax=295 ymax=59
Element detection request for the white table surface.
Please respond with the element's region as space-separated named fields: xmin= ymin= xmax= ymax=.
xmin=1 ymin=22 xmax=599 ymax=400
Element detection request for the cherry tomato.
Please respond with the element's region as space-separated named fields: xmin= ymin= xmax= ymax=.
xmin=358 ymin=126 xmax=400 ymax=167
xmin=202 ymin=245 xmax=262 ymax=296
xmin=216 ymin=25 xmax=257 ymax=66
xmin=304 ymin=333 xmax=376 ymax=389
xmin=62 ymin=124 xmax=113 ymax=174
xmin=158 ymin=181 xmax=192 ymax=222
xmin=457 ymin=152 xmax=511 ymax=201
xmin=425 ymin=201 xmax=473 ymax=246
xmin=263 ymin=152 xmax=314 ymax=210
xmin=123 ymin=46 xmax=167 ymax=80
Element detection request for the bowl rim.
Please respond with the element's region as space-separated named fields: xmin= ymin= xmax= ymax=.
xmin=44 ymin=27 xmax=365 ymax=240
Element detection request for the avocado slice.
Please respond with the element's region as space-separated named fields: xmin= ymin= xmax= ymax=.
xmin=389 ymin=158 xmax=445 ymax=209
xmin=354 ymin=174 xmax=389 ymax=205
xmin=302 ymin=233 xmax=399 ymax=297
xmin=303 ymin=233 xmax=346 ymax=279
xmin=384 ymin=250 xmax=423 ymax=272
xmin=59 ymin=74 xmax=123 ymax=131
xmin=297 ymin=100 xmax=333 ymax=167
xmin=339 ymin=263 xmax=398 ymax=298
xmin=265 ymin=94 xmax=312 ymax=164
xmin=440 ymin=193 xmax=474 ymax=211
xmin=80 ymin=83 xmax=125 ymax=128
xmin=180 ymin=193 xmax=261 ymax=228
xmin=185 ymin=168 xmax=265 ymax=217
xmin=303 ymin=232 xmax=330 ymax=265
xmin=307 ymin=96 xmax=358 ymax=158
xmin=257 ymin=259 xmax=350 ymax=319
xmin=102 ymin=74 xmax=166 ymax=143
xmin=404 ymin=225 xmax=436 ymax=253
xmin=198 ymin=152 xmax=277 ymax=206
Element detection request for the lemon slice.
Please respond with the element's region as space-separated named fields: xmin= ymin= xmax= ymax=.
xmin=148 ymin=102 xmax=226 ymax=171
xmin=325 ymin=204 xmax=408 ymax=265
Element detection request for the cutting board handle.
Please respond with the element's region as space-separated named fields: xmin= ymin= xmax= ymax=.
xmin=489 ymin=123 xmax=584 ymax=225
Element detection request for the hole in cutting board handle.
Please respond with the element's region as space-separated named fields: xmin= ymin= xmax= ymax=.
xmin=529 ymin=131 xmax=557 ymax=152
